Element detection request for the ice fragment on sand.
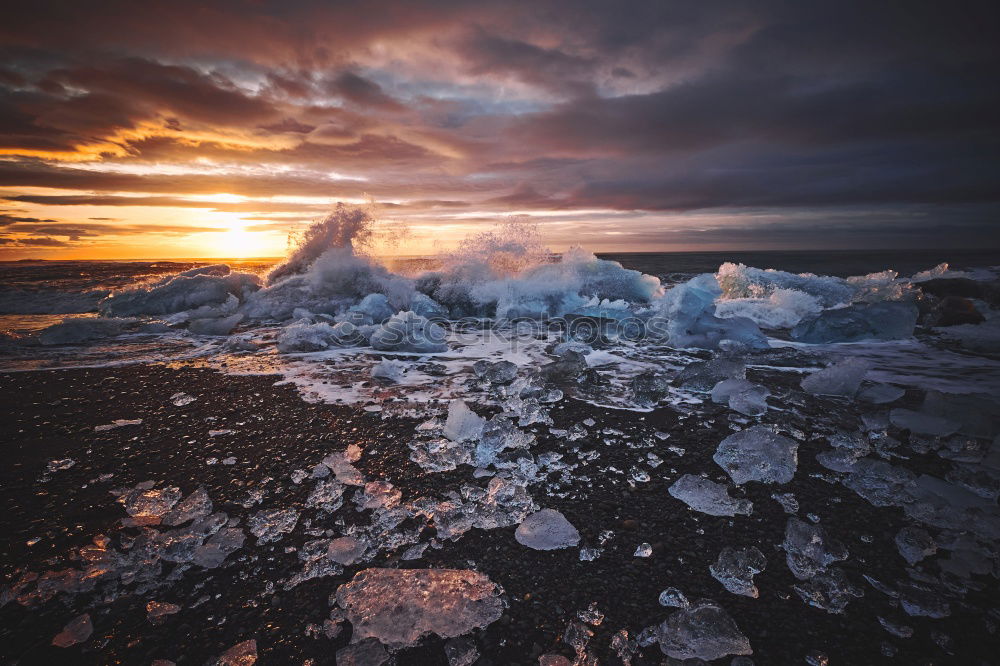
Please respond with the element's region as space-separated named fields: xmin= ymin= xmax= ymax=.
xmin=442 ymin=400 xmax=485 ymax=443
xmin=94 ymin=418 xmax=142 ymax=432
xmin=146 ymin=601 xmax=181 ymax=623
xmin=710 ymin=546 xmax=767 ymax=597
xmin=714 ymin=426 xmax=798 ymax=485
xmin=791 ymin=302 xmax=919 ymax=343
xmin=52 ymin=613 xmax=92 ymax=647
xmin=800 ymin=358 xmax=871 ymax=397
xmin=656 ymin=599 xmax=752 ymax=661
xmin=515 ymin=509 xmax=580 ymax=550
xmin=327 ymin=536 xmax=366 ymax=565
xmin=162 ymin=486 xmax=212 ymax=526
xmin=192 ymin=528 xmax=245 ymax=568
xmin=476 ymin=414 xmax=534 ymax=467
xmin=889 ymin=408 xmax=960 ymax=437
xmin=248 ymin=508 xmax=299 ymax=544
xmin=634 ymin=543 xmax=653 ymax=557
xmin=47 ymin=458 xmax=76 ymax=472
xmin=783 ymin=518 xmax=848 ymax=580
xmin=334 ymin=568 xmax=503 ymax=648
xmin=658 ymin=587 xmax=689 ymax=608
xmin=878 ymin=616 xmax=914 ymax=638
xmin=793 ymin=568 xmax=863 ymax=614
xmin=214 ymin=639 xmax=257 ymax=666
xmin=668 ymin=475 xmax=752 ymax=516
xmin=170 ymin=392 xmax=196 ymax=406
xmin=676 ymin=357 xmax=746 ymax=392
xmin=772 ymin=492 xmax=799 ymax=514
xmin=895 ymin=526 xmax=937 ymax=565
xmin=119 ymin=484 xmax=182 ymax=525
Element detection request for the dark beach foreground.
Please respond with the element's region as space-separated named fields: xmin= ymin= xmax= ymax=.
xmin=0 ymin=364 xmax=996 ymax=665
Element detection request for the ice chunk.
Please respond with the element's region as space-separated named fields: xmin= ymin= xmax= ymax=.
xmin=629 ymin=371 xmax=672 ymax=406
xmin=52 ymin=613 xmax=92 ymax=647
xmin=214 ymin=639 xmax=257 ymax=666
xmin=729 ymin=385 xmax=770 ymax=416
xmin=772 ymin=492 xmax=799 ymax=514
xmin=651 ymin=274 xmax=769 ymax=351
xmin=858 ymin=383 xmax=905 ymax=404
xmin=712 ymin=379 xmax=771 ymax=416
xmin=889 ymin=408 xmax=960 ymax=437
xmin=47 ymin=458 xmax=76 ymax=471
xmin=634 ymin=543 xmax=653 ymax=557
xmin=476 ymin=414 xmax=534 ymax=467
xmin=657 ymin=600 xmax=752 ymax=661
xmin=349 ymin=293 xmax=394 ymax=324
xmin=192 ymin=527 xmax=245 ymax=568
xmin=476 ymin=360 xmax=518 ymax=384
xmin=800 ymin=358 xmax=871 ymax=397
xmin=334 ymin=568 xmax=504 ymax=648
xmin=843 ymin=458 xmax=916 ymax=506
xmin=276 ymin=321 xmax=344 ymax=352
xmin=658 ymin=587 xmax=689 ymax=608
xmin=793 ymin=568 xmax=863 ymax=614
xmin=118 ymin=484 xmax=182 ymax=525
xmin=170 ymin=392 xmax=196 ymax=406
xmin=791 ymin=302 xmax=918 ymax=343
xmin=714 ymin=426 xmax=798 ymax=485
xmin=370 ymin=311 xmax=447 ymax=353
xmin=94 ymin=418 xmax=142 ymax=432
xmin=327 ymin=536 xmax=366 ymax=565
xmin=676 ymin=357 xmax=746 ymax=392
xmin=248 ymin=508 xmax=299 ymax=544
xmin=100 ymin=265 xmax=260 ymax=317
xmin=515 ymin=509 xmax=580 ymax=550
xmin=783 ymin=518 xmax=848 ymax=580
xmin=188 ymin=313 xmax=243 ymax=336
xmin=162 ymin=486 xmax=212 ymax=526
xmin=715 ymin=288 xmax=822 ymax=329
xmin=442 ymin=400 xmax=486 ymax=443
xmin=146 ymin=601 xmax=181 ymax=624
xmin=895 ymin=526 xmax=937 ymax=565
xmin=370 ymin=359 xmax=406 ymax=381
xmin=710 ymin=546 xmax=767 ymax=597
xmin=668 ymin=475 xmax=752 ymax=516
xmin=39 ymin=317 xmax=131 ymax=345
xmin=717 ymin=262 xmax=854 ymax=307
xmin=878 ymin=616 xmax=914 ymax=638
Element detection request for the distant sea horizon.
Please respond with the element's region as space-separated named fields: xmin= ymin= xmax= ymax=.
xmin=5 ymin=247 xmax=999 ymax=280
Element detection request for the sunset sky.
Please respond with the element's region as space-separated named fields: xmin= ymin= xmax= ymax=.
xmin=1 ymin=1 xmax=997 ymax=259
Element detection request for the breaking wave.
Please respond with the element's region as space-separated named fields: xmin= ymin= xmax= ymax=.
xmin=8 ymin=204 xmax=995 ymax=359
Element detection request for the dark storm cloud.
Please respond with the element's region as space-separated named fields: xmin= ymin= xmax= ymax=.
xmin=0 ymin=0 xmax=998 ymax=250
xmin=327 ymin=72 xmax=405 ymax=111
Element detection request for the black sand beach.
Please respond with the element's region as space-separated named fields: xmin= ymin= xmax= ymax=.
xmin=2 ymin=363 xmax=996 ymax=664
